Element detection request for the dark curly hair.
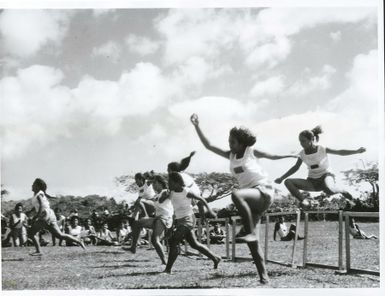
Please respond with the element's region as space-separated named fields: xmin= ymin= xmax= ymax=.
xmin=33 ymin=178 xmax=47 ymax=192
xmin=153 ymin=174 xmax=168 ymax=189
xmin=299 ymin=125 xmax=323 ymax=142
xmin=14 ymin=202 xmax=23 ymax=211
xmin=229 ymin=127 xmax=256 ymax=147
xmin=168 ymin=172 xmax=185 ymax=187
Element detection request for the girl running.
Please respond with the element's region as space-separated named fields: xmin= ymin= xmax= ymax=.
xmin=190 ymin=113 xmax=296 ymax=284
xmin=164 ymin=171 xmax=221 ymax=274
xmin=27 ymin=178 xmax=85 ymax=256
xmin=126 ymin=174 xmax=173 ymax=265
xmin=131 ymin=173 xmax=156 ymax=221
xmin=275 ymin=126 xmax=365 ymax=208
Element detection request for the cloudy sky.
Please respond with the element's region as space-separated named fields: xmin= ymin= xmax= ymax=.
xmin=0 ymin=2 xmax=381 ymax=206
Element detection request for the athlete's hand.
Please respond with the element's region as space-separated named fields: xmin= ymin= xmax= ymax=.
xmin=190 ymin=113 xmax=199 ymax=126
xmin=357 ymin=147 xmax=366 ymax=153
xmin=274 ymin=178 xmax=283 ymax=184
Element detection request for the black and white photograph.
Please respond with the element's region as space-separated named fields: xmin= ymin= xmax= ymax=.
xmin=1 ymin=0 xmax=383 ymax=294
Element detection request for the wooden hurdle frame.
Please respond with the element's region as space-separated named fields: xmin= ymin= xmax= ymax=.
xmin=264 ymin=211 xmax=301 ymax=267
xmin=185 ymin=217 xmax=231 ymax=259
xmin=302 ymin=210 xmax=343 ymax=271
xmin=230 ymin=211 xmax=301 ymax=266
xmin=340 ymin=211 xmax=380 ymax=276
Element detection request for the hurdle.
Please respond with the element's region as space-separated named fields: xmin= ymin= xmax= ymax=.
xmin=341 ymin=211 xmax=379 ymax=276
xmin=264 ymin=211 xmax=301 ymax=267
xmin=184 ymin=217 xmax=231 ymax=259
xmin=302 ymin=210 xmax=343 ymax=271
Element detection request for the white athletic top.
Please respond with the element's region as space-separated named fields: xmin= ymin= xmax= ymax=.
xmin=299 ymin=145 xmax=330 ymax=179
xmin=32 ymin=190 xmax=51 ymax=212
xmin=11 ymin=213 xmax=27 ymax=229
xmin=180 ymin=173 xmax=200 ymax=196
xmin=68 ymin=225 xmax=82 ymax=238
xmin=154 ymin=189 xmax=174 ymax=219
xmin=138 ymin=183 xmax=156 ymax=200
xmin=170 ymin=188 xmax=194 ymax=219
xmin=277 ymin=223 xmax=288 ymax=238
xmin=229 ymin=146 xmax=269 ymax=188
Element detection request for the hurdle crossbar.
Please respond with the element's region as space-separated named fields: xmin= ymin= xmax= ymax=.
xmin=342 ymin=211 xmax=379 ymax=276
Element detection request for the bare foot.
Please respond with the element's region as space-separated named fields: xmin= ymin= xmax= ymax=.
xmin=29 ymin=252 xmax=43 ymax=256
xmin=79 ymin=241 xmax=87 ymax=250
xmin=163 ymin=269 xmax=172 ymax=274
xmin=213 ymin=256 xmax=221 ymax=269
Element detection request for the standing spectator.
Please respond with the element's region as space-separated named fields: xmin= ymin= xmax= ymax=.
xmin=52 ymin=208 xmax=66 ymax=246
xmin=10 ymin=203 xmax=28 ymax=247
xmin=90 ymin=209 xmax=100 ymax=230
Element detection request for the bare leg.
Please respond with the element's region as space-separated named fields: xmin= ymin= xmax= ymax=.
xmin=126 ymin=218 xmax=154 ymax=253
xmin=28 ymin=221 xmax=45 ymax=255
xmin=151 ymin=219 xmax=167 ymax=265
xmin=284 ymin=178 xmax=317 ymax=202
xmin=49 ymin=223 xmax=86 ymax=250
xmin=185 ymin=230 xmax=221 ymax=269
xmin=164 ymin=226 xmax=187 ymax=273
xmin=248 ymin=240 xmax=269 ymax=284
xmin=232 ymin=188 xmax=272 ymax=242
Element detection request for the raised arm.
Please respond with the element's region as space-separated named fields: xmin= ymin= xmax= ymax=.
xmin=254 ymin=149 xmax=298 ymax=160
xmin=326 ymin=147 xmax=366 ymax=156
xmin=187 ymin=191 xmax=216 ymax=218
xmin=190 ymin=114 xmax=230 ymax=159
xmin=275 ymin=158 xmax=303 ymax=184
xmin=158 ymin=190 xmax=170 ymax=203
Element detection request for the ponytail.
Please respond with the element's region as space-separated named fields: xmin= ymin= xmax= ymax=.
xmin=299 ymin=125 xmax=323 ymax=142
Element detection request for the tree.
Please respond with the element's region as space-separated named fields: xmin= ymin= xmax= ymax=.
xmin=1 ymin=184 xmax=9 ymax=198
xmin=342 ymin=162 xmax=378 ymax=210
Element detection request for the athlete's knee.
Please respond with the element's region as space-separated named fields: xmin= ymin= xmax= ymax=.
xmin=284 ymin=179 xmax=293 ymax=188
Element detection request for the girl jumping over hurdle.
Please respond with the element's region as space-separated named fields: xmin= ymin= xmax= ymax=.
xmin=163 ymin=171 xmax=221 ymax=274
xmin=126 ymin=174 xmax=174 ymax=265
xmin=190 ymin=113 xmax=296 ymax=284
xmin=27 ymin=178 xmax=86 ymax=256
xmin=275 ymin=126 xmax=365 ymax=208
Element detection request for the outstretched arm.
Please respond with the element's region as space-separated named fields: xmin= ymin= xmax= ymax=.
xmin=187 ymin=191 xmax=216 ymax=218
xmin=326 ymin=147 xmax=366 ymax=156
xmin=190 ymin=114 xmax=230 ymax=159
xmin=275 ymin=158 xmax=303 ymax=184
xmin=254 ymin=149 xmax=298 ymax=160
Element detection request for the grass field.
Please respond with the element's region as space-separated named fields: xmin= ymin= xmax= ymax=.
xmin=1 ymin=221 xmax=380 ymax=289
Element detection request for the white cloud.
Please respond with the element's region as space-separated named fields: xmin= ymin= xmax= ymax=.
xmin=250 ymin=75 xmax=285 ymax=97
xmin=0 ymin=65 xmax=73 ymax=157
xmin=156 ymin=8 xmax=375 ymax=71
xmin=92 ymin=41 xmax=121 ymax=63
xmin=287 ymin=64 xmax=336 ymax=96
xmin=0 ymin=10 xmax=72 ymax=58
xmin=92 ymin=9 xmax=117 ymax=17
xmin=328 ymin=50 xmax=378 ymax=125
xmin=330 ymin=30 xmax=342 ymax=42
xmin=125 ymin=34 xmax=160 ymax=56
xmin=1 ymin=62 xmax=180 ymax=158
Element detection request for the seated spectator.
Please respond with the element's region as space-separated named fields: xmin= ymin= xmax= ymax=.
xmin=349 ymin=218 xmax=378 ymax=239
xmin=65 ymin=216 xmax=82 ymax=246
xmin=209 ymin=223 xmax=226 ymax=244
xmin=117 ymin=220 xmax=131 ymax=245
xmin=10 ymin=203 xmax=28 ymax=247
xmin=1 ymin=215 xmax=12 ymax=247
xmin=67 ymin=209 xmax=79 ymax=220
xmin=81 ymin=218 xmax=97 ymax=245
xmin=274 ymin=217 xmax=304 ymax=241
xmin=96 ymin=222 xmax=116 ymax=246
xmin=52 ymin=208 xmax=66 ymax=246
